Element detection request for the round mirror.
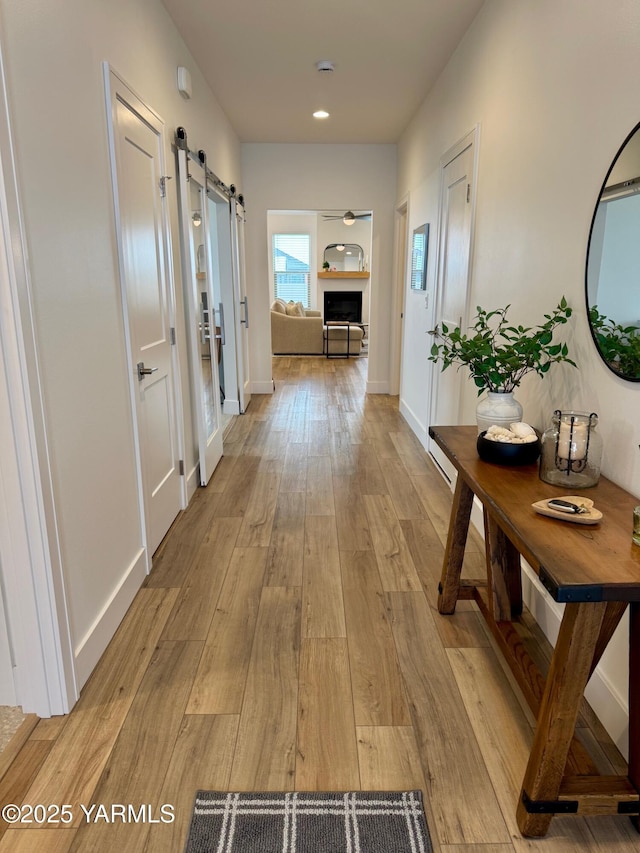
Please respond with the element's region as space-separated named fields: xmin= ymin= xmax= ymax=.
xmin=586 ymin=121 xmax=640 ymax=381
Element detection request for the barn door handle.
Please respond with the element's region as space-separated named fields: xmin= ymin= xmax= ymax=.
xmin=137 ymin=362 xmax=158 ymax=381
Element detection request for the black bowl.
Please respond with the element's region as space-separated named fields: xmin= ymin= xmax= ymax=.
xmin=476 ymin=430 xmax=541 ymax=466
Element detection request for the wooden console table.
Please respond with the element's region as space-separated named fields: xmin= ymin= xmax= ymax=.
xmin=429 ymin=425 xmax=640 ymax=837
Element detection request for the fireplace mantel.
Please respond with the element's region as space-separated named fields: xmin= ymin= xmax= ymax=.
xmin=317 ymin=271 xmax=369 ymax=279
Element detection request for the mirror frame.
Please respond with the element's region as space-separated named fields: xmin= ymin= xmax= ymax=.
xmin=410 ymin=224 xmax=429 ymax=291
xmin=323 ymin=243 xmax=364 ymax=270
xmin=585 ymin=120 xmax=640 ymax=382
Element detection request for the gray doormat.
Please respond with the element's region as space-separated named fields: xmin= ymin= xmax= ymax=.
xmin=185 ymin=790 xmax=432 ymax=852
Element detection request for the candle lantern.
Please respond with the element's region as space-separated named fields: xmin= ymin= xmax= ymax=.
xmin=539 ymin=410 xmax=602 ymax=488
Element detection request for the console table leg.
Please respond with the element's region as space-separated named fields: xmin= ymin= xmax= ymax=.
xmin=438 ymin=478 xmax=474 ymax=614
xmin=630 ymin=602 xmax=640 ymax=831
xmin=516 ymin=601 xmax=607 ymax=836
xmin=483 ymin=510 xmax=522 ymax=621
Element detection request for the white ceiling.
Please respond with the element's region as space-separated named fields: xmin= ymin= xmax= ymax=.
xmin=162 ymin=0 xmax=485 ymax=144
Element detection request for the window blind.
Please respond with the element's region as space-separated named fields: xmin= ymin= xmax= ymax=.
xmin=272 ymin=233 xmax=311 ymax=307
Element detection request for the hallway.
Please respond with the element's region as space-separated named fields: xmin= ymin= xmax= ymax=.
xmin=0 ymin=357 xmax=637 ymax=852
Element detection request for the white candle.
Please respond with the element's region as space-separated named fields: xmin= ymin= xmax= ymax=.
xmin=558 ymin=420 xmax=587 ymax=461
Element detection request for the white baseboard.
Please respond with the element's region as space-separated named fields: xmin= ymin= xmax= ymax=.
xmin=251 ymin=380 xmax=275 ymax=394
xmin=186 ymin=463 xmax=199 ymax=502
xmin=73 ymin=547 xmax=147 ymax=689
xmin=223 ymin=399 xmax=240 ymax=415
xmin=365 ymin=380 xmax=389 ymax=394
xmin=399 ymin=399 xmax=427 ymax=450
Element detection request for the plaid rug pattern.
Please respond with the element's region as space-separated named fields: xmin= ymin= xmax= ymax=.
xmin=185 ymin=790 xmax=433 ymax=853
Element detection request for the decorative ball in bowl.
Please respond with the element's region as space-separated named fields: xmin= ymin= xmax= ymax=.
xmin=476 ymin=423 xmax=541 ymax=466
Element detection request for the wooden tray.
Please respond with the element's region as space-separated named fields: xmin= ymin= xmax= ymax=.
xmin=532 ymin=495 xmax=602 ymax=525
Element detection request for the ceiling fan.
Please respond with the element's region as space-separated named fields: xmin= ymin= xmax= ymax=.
xmin=322 ymin=210 xmax=372 ymax=225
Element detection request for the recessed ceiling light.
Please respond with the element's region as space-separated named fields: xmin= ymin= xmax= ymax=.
xmin=313 ymin=110 xmax=330 ymax=119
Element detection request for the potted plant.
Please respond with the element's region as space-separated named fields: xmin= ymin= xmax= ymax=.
xmin=588 ymin=306 xmax=640 ymax=379
xmin=322 ymin=260 xmax=330 ymax=271
xmin=429 ymin=297 xmax=576 ymax=431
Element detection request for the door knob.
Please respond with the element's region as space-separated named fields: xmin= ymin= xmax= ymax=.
xmin=137 ymin=362 xmax=158 ymax=381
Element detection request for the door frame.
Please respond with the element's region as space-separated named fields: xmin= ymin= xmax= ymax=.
xmin=104 ymin=65 xmax=187 ymax=562
xmin=427 ymin=126 xmax=480 ymax=467
xmin=0 ymin=44 xmax=76 ymax=714
xmin=390 ymin=195 xmax=409 ymax=396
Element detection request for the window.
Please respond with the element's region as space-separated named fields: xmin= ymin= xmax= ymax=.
xmin=272 ymin=233 xmax=311 ymax=307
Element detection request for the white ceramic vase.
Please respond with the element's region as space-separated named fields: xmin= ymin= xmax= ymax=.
xmin=476 ymin=391 xmax=523 ymax=434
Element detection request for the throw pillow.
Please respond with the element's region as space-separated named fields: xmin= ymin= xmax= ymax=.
xmin=271 ymin=299 xmax=287 ymax=314
xmin=285 ymin=300 xmax=306 ymax=317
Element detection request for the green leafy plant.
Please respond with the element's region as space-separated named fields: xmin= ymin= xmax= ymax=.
xmin=322 ymin=260 xmax=330 ymax=270
xmin=429 ymin=297 xmax=576 ymax=394
xmin=589 ymin=306 xmax=640 ymax=379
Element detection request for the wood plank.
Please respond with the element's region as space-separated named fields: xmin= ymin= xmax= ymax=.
xmin=214 ymin=455 xmax=260 ymax=518
xmin=186 ymin=547 xmax=267 ymax=714
xmin=484 ymin=509 xmax=522 ymax=620
xmin=379 ymin=455 xmax=426 ymax=519
xmin=363 ymin=494 xmax=422 ymax=591
xmin=279 ymin=442 xmax=308 ymax=493
xmin=143 ymin=715 xmax=239 ymax=853
xmin=265 ymin=492 xmax=305 ymax=586
xmin=22 ymin=587 xmax=178 ymax=809
xmin=229 ymin=587 xmax=301 ymax=790
xmin=296 ymin=638 xmax=359 ymax=790
xmin=356 ymin=726 xmax=426 ymax=791
xmin=70 ymin=641 xmax=202 ymax=848
xmin=306 ymin=456 xmax=335 ymax=515
xmin=0 ymin=715 xmax=38 ymax=780
xmin=302 ymin=516 xmax=346 ymax=638
xmin=333 ymin=475 xmax=373 ymax=551
xmin=146 ymin=493 xmax=218 ymax=588
xmin=161 ymin=516 xmax=241 ymax=641
xmin=28 ymin=716 xmax=66 ymax=742
xmin=0 ymin=830 xmax=77 ymax=852
xmin=342 ymin=550 xmax=411 ymax=726
xmin=206 ymin=453 xmax=239 ymax=493
xmin=0 ymin=740 xmax=53 ymax=839
xmin=236 ymin=470 xmax=281 ymax=547
xmin=388 ymin=591 xmax=511 ymax=844
xmin=447 ymin=645 xmax=539 ymax=838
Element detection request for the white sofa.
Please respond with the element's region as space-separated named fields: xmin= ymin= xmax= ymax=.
xmin=270 ymin=299 xmax=363 ymax=355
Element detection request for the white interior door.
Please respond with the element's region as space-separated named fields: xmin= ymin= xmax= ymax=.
xmin=429 ymin=135 xmax=476 ymax=477
xmin=177 ymin=150 xmax=223 ymax=485
xmin=231 ymin=199 xmax=251 ymax=412
xmin=108 ymin=73 xmax=182 ymax=554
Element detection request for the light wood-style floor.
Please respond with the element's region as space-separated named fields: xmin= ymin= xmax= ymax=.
xmin=1 ymin=356 xmax=638 ymax=852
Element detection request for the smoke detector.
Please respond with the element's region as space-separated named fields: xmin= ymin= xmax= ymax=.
xmin=316 ymin=60 xmax=335 ymax=73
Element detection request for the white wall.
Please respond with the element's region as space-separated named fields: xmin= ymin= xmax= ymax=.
xmin=397 ymin=0 xmax=640 ymax=757
xmin=0 ymin=0 xmax=241 ymax=695
xmin=241 ymin=144 xmax=396 ymax=393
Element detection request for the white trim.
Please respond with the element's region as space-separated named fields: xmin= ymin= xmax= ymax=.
xmin=186 ymin=463 xmax=200 ymax=503
xmin=0 ymin=43 xmax=76 ymax=714
xmin=251 ymin=379 xmax=275 ymax=395
xmin=399 ymin=400 xmax=427 ymax=451
xmin=73 ymin=548 xmax=147 ymax=687
xmin=389 ymin=196 xmax=409 ymax=397
xmin=365 ymin=379 xmax=389 ymax=394
xmin=223 ymin=399 xmax=241 ymax=416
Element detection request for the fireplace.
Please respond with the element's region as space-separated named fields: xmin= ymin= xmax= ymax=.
xmin=324 ymin=291 xmax=363 ymax=323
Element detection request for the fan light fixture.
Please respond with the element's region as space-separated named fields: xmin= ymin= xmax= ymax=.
xmin=336 ymin=244 xmax=345 ymax=251
xmin=192 ymin=211 xmax=202 ymax=227
xmin=313 ymin=110 xmax=330 ymax=119
xmin=343 ymin=211 xmax=356 ymax=225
